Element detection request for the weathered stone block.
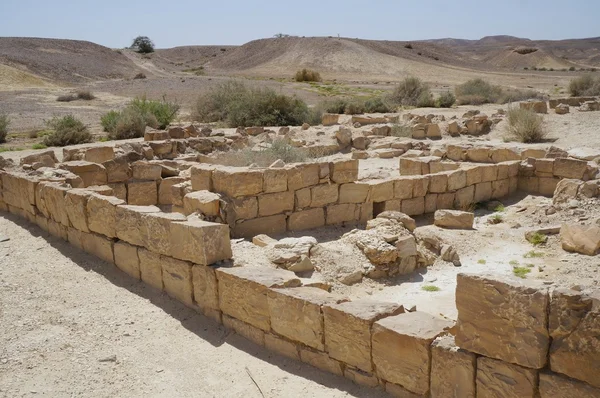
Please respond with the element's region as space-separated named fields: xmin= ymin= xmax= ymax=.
xmin=539 ymin=371 xmax=600 ymax=398
xmin=213 ymin=167 xmax=263 ymax=197
xmin=216 ymin=267 xmax=300 ymax=331
xmin=183 ymin=191 xmax=221 ymax=216
xmin=258 ymin=191 xmax=294 ymax=216
xmin=86 ymin=193 xmax=125 ymax=238
xmin=192 ymin=264 xmax=219 ymax=312
xmin=299 ymin=348 xmax=343 ymax=376
xmin=158 ymin=177 xmax=186 ymax=205
xmin=424 ymin=194 xmax=437 ymax=213
xmin=456 ymin=273 xmax=549 ymax=369
xmin=430 ymin=335 xmax=476 ymax=398
xmin=436 ymin=192 xmax=455 ymax=210
xmin=434 ymin=209 xmax=474 ymax=229
xmin=447 ymin=169 xmax=467 ymax=191
xmin=162 ymin=256 xmax=194 ymax=307
xmin=400 ymin=158 xmax=423 ymax=176
xmin=330 ymin=159 xmax=359 ymax=183
xmin=127 ymin=180 xmax=158 ymax=206
xmin=265 ymin=334 xmax=299 ymax=360
xmin=190 ymin=164 xmax=214 ymax=191
xmin=343 ymin=367 xmax=379 ymax=388
xmin=491 ymin=178 xmax=510 ymax=199
xmin=143 ymin=212 xmax=187 ymax=256
xmin=288 ymin=208 xmax=325 ymax=231
xmin=232 ymin=214 xmax=287 ymax=238
xmin=103 ymin=158 xmax=131 ymax=183
xmin=222 ymin=315 xmax=265 ymax=346
xmin=473 ymin=182 xmax=492 ymax=203
xmin=115 ymin=205 xmax=160 ymax=246
xmin=367 ymin=179 xmax=394 ymax=202
xmin=81 ymin=232 xmax=114 ymax=264
xmin=465 ymin=166 xmax=482 ymax=186
xmin=394 ymin=177 xmax=414 ymax=200
xmin=429 ymin=173 xmax=448 ymax=193
xmin=263 ymin=168 xmax=288 ymax=193
xmin=554 ymin=158 xmax=587 ymax=179
xmin=114 ymin=241 xmax=140 ymax=280
xmin=538 ymin=177 xmax=560 ymax=196
xmin=476 ymin=357 xmax=538 ymax=398
xmin=287 ymin=164 xmax=320 ymax=190
xmin=323 ymin=299 xmax=404 ymax=372
xmin=311 ymin=183 xmax=339 ymax=207
xmin=131 ymin=162 xmax=162 ymax=180
xmin=268 ymin=287 xmax=345 ymax=350
xmin=326 ymin=203 xmax=358 ymax=225
xmin=171 ymin=219 xmax=232 ymax=265
xmin=549 ymin=288 xmax=600 ymax=388
xmin=401 ymin=197 xmax=424 ymax=216
xmin=60 ymin=161 xmax=107 ymax=187
xmin=225 ymin=196 xmax=258 ymax=221
xmin=138 ymin=248 xmax=163 ymax=291
xmin=372 ymin=311 xmax=453 ymax=395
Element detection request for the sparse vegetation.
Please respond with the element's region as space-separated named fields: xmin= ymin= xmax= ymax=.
xmin=31 ymin=143 xmax=47 ymax=150
xmin=505 ymin=107 xmax=547 ymax=143
xmin=295 ymin=68 xmax=322 ymax=82
xmin=513 ymin=266 xmax=532 ymax=279
xmin=56 ymin=94 xmax=77 ymax=102
xmin=387 ymin=77 xmax=434 ymax=107
xmin=527 ymin=232 xmax=548 ymax=246
xmin=455 ymin=78 xmax=542 ymax=105
xmin=193 ymin=82 xmax=311 ymax=127
xmin=129 ymin=96 xmax=179 ymax=129
xmin=514 ymin=48 xmax=538 ymax=55
xmin=183 ymin=67 xmax=205 ymax=76
xmin=111 ymin=107 xmax=149 ymax=140
xmin=0 ymin=114 xmax=9 ymax=143
xmin=43 ymin=115 xmax=92 ymax=147
xmin=422 ymin=285 xmax=441 ymax=292
xmin=131 ymin=36 xmax=155 ymax=54
xmin=76 ymin=90 xmax=95 ymax=100
xmin=477 ymin=259 xmax=487 ymax=264
xmin=494 ymin=204 xmax=506 ymax=212
xmin=390 ymin=123 xmax=412 ymax=137
xmin=488 ymin=214 xmax=504 ymax=224
xmin=215 ymin=139 xmax=309 ymax=167
xmin=436 ymin=91 xmax=456 ymax=108
xmin=524 ymin=250 xmax=544 ymax=258
xmin=509 ymin=260 xmax=520 ymax=266
xmin=133 ymin=73 xmax=147 ymax=80
xmin=568 ymin=75 xmax=600 ymax=96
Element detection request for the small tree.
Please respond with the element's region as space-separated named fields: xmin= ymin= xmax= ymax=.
xmin=131 ymin=36 xmax=155 ymax=54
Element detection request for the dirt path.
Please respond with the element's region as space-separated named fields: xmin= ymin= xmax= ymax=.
xmin=0 ymin=213 xmax=385 ymax=398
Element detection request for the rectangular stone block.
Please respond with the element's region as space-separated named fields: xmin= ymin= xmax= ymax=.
xmin=258 ymin=191 xmax=294 ymax=216
xmin=367 ymin=179 xmax=394 ymax=202
xmin=465 ymin=166 xmax=482 ymax=186
xmin=287 ymin=163 xmax=320 ymax=191
xmin=554 ymin=158 xmax=587 ymax=179
xmin=338 ymin=183 xmax=370 ymax=204
xmin=329 ymin=159 xmax=358 ymax=183
xmin=162 ymin=256 xmax=194 ymax=307
xmin=294 ymin=187 xmax=311 ymax=209
xmin=268 ymin=287 xmax=345 ymax=350
xmin=67 ymin=226 xmax=82 ymax=249
xmin=41 ymin=183 xmax=70 ymax=226
xmin=326 ymin=203 xmax=358 ymax=225
xmin=107 ymin=183 xmax=127 ymax=201
xmin=48 ymin=219 xmax=68 ymax=241
xmin=447 ymin=169 xmax=467 ymax=191
xmin=158 ymin=177 xmax=186 ymax=205
xmin=213 ymin=167 xmax=263 ymax=198
xmin=232 ymin=214 xmax=287 ymax=238
xmin=299 ymin=348 xmax=343 ymax=376
xmin=476 ymin=357 xmax=538 ymax=398
xmin=143 ymin=212 xmax=187 ymax=256
xmin=454 ymin=185 xmax=474 ymax=210
xmin=473 ymin=181 xmax=492 ymax=203
xmin=81 ymin=232 xmax=114 ymax=264
xmin=264 ymin=334 xmax=299 ymax=361
xmin=343 ymin=367 xmax=379 ymax=388
xmin=225 ymin=196 xmax=258 ymax=221
xmin=183 ymin=191 xmax=220 ymax=216
xmin=138 ymin=248 xmax=163 ymax=290
xmin=394 ymin=177 xmax=414 ymax=200
xmin=539 ymin=177 xmax=560 ymax=196
xmin=60 ymin=161 xmax=107 ymax=187
xmin=539 ymin=371 xmax=600 ymax=398
xmin=85 ymin=146 xmax=114 ymax=163
xmin=400 ymin=158 xmax=423 ymax=175
xmin=127 ymin=180 xmax=158 ymax=206
xmin=323 ymin=299 xmax=403 ymax=372
xmin=288 ymin=208 xmax=325 ymax=231
xmin=115 ymin=205 xmax=161 ymax=246
xmin=216 ymin=267 xmax=300 ymax=331
xmin=372 ymin=311 xmax=453 ymax=395
xmin=518 ymin=176 xmax=539 ymax=193
xmin=436 ymin=192 xmax=455 ymax=210
xmin=114 ymin=241 xmax=140 ymax=280
xmin=480 ymin=164 xmax=498 ymax=182
xmin=132 ymin=162 xmax=162 ymax=180
xmin=192 ymin=264 xmax=219 ymax=312
xmin=222 ymin=314 xmax=265 ymax=347
xmin=549 ymin=288 xmax=600 ymax=388
xmin=491 ymin=179 xmax=510 ymax=199
xmin=311 ymin=183 xmax=339 ymax=207
xmin=171 ymin=219 xmax=232 ymax=265
xmin=263 ymin=168 xmax=288 ymax=193
xmin=190 ymin=164 xmax=214 ymax=191
xmin=455 ymin=273 xmax=549 ymax=369
xmin=535 ymin=158 xmax=554 ymax=174
xmin=402 ymin=197 xmax=424 ymax=216
xmin=86 ymin=193 xmax=126 ymax=238
xmin=103 ymin=158 xmax=131 ymax=183
xmin=428 ymin=172 xmax=448 ymax=193
xmin=430 ymin=335 xmax=476 ymax=398
xmin=425 ymin=194 xmax=437 ymax=213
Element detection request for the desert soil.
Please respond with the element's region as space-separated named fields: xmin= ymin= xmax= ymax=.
xmin=0 ymin=213 xmax=385 ymax=398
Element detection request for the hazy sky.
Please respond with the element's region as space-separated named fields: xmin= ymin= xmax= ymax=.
xmin=1 ymin=0 xmax=599 ymax=48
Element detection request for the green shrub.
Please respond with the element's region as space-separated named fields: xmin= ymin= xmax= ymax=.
xmin=513 ymin=266 xmax=531 ymax=279
xmin=498 ymin=88 xmax=543 ymax=103
xmin=129 ymin=96 xmax=178 ymax=129
xmin=422 ymin=285 xmax=440 ymax=292
xmin=363 ymin=97 xmax=394 ymax=113
xmin=0 ymin=114 xmax=9 ymax=143
xmin=295 ymin=68 xmax=322 ymax=82
xmin=505 ymin=107 xmax=547 ymax=143
xmin=31 ymin=143 xmax=47 ymax=150
xmin=193 ymin=82 xmax=311 ymax=127
xmin=344 ymin=100 xmax=366 ymax=115
xmin=436 ymin=91 xmax=456 ymax=108
xmin=43 ymin=115 xmax=92 ymax=147
xmin=112 ymin=108 xmax=150 ymax=140
xmin=388 ymin=77 xmax=434 ymax=107
xmin=390 ymin=123 xmax=412 ymax=137
xmin=569 ymin=66 xmax=576 ymax=71
xmin=76 ymin=90 xmax=95 ymax=100
xmin=455 ymin=79 xmax=503 ymax=104
xmin=101 ymin=110 xmax=120 ymax=133
xmin=321 ymin=98 xmax=349 ymax=114
xmin=569 ymin=75 xmax=600 ymax=96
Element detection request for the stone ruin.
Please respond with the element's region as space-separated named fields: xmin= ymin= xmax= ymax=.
xmin=1 ymin=122 xmax=600 ymax=397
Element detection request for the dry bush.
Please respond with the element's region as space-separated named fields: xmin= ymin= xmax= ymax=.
xmin=76 ymin=90 xmax=95 ymax=100
xmin=436 ymin=91 xmax=456 ymax=108
xmin=387 ymin=77 xmax=434 ymax=107
xmin=569 ymin=75 xmax=600 ymax=96
xmin=133 ymin=73 xmax=147 ymax=79
xmin=390 ymin=123 xmax=412 ymax=137
xmin=505 ymin=107 xmax=547 ymax=143
xmin=456 ymin=78 xmax=542 ymax=105
xmin=295 ymin=68 xmax=322 ymax=82
xmin=43 ymin=115 xmax=92 ymax=147
xmin=56 ymin=94 xmax=77 ymax=102
xmin=110 ymin=108 xmax=149 ymax=140
xmin=0 ymin=114 xmax=9 ymax=143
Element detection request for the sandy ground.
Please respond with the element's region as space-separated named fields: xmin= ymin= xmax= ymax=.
xmin=0 ymin=213 xmax=386 ymax=398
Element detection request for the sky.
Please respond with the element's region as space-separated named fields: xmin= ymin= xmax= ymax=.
xmin=1 ymin=0 xmax=599 ymax=48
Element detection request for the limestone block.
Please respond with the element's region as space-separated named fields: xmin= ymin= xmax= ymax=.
xmin=143 ymin=212 xmax=187 ymax=256
xmin=394 ymin=177 xmax=414 ymax=200
xmin=326 ymin=203 xmax=358 ymax=225
xmin=539 ymin=372 xmax=600 ymax=398
xmin=560 ymin=224 xmax=600 ymax=256
xmin=67 ymin=227 xmax=82 ymax=249
xmin=170 ymin=219 xmax=232 ymax=265
xmin=430 ymin=335 xmax=476 ymax=398
xmin=554 ymin=158 xmax=587 ymax=179
xmin=41 ymin=183 xmax=70 ymax=226
xmin=268 ymin=287 xmax=345 ymax=350
xmin=232 ymin=214 xmax=287 ymax=238
xmin=323 ymin=299 xmax=404 ymax=372
xmin=330 ymin=159 xmax=359 ymax=183
xmin=158 ymin=177 xmax=186 ymax=205
xmin=338 ymin=183 xmax=370 ymax=204
xmin=466 ymin=147 xmax=490 ymax=163
xmin=538 ymin=177 xmax=560 ymax=196
xmin=455 ymin=273 xmax=549 ymax=369
xmin=225 ymin=196 xmax=258 ymax=221
xmin=258 ymin=191 xmax=294 ymax=216
xmin=295 ymin=187 xmax=311 ymax=209
xmin=127 ymin=180 xmax=158 ymax=206
xmin=372 ymin=311 xmax=454 ymax=395
xmin=476 ymin=357 xmax=538 ymax=398
xmin=288 ymin=209 xmax=325 ymax=231
xmin=412 ymin=176 xmax=429 ymax=197
xmin=264 ymin=334 xmax=299 ymax=360
xmin=81 ymin=232 xmax=114 ymax=264
xmin=447 ymin=169 xmax=467 ymax=191
xmin=491 ymin=148 xmax=521 ymax=163
xmin=114 ymin=241 xmax=140 ymax=280
xmin=480 ymin=164 xmax=498 ymax=182
xmin=131 ymin=162 xmax=162 ymax=181
xmin=222 ymin=315 xmax=265 ymax=347
xmin=343 ymin=367 xmax=379 ymax=388
xmin=86 ymin=193 xmax=125 ymax=238
xmin=536 ymin=158 xmax=554 ymax=174
xmin=385 ymin=382 xmax=425 ymax=398
xmin=263 ymin=168 xmax=288 ymax=193
xmin=425 ymin=194 xmax=437 ymax=213
xmin=103 ymin=158 xmax=131 ymax=183
xmin=115 ymin=205 xmax=161 ymax=246
xmin=299 ymin=348 xmax=343 ymax=376
xmin=367 ymin=179 xmax=394 ymax=202
xmin=183 ymin=191 xmax=221 ymax=216
xmin=436 ymin=192 xmax=455 ymax=210
xmin=138 ymin=248 xmax=163 ymax=290
xmin=60 ymin=161 xmax=107 ymax=187
xmin=549 ymin=288 xmax=600 ymax=387
xmin=162 ymin=256 xmax=194 ymax=307
xmin=309 ymin=183 xmax=338 ymax=207
xmin=48 ymin=219 xmax=68 ymax=241
xmin=192 ymin=264 xmax=219 ymax=312
xmin=190 ymin=164 xmax=214 ymax=191
xmin=401 ymin=197 xmax=424 ymax=216
xmin=216 ymin=267 xmax=301 ymax=331
xmin=170 ymin=181 xmax=192 ymax=207
xmin=434 ymin=210 xmax=474 ymax=229
xmin=400 ymin=158 xmax=423 ymax=176
xmin=491 ymin=178 xmax=510 ymax=199
xmin=518 ymin=176 xmax=539 ymax=193
xmin=287 ymin=163 xmax=320 ymax=190
xmin=213 ymin=167 xmax=263 ymax=198
xmin=465 ymin=166 xmax=482 ymax=186
xmin=429 ymin=173 xmax=448 ymax=193
xmin=474 ymin=182 xmax=492 ymax=203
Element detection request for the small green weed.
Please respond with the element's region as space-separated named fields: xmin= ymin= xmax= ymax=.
xmin=494 ymin=204 xmax=505 ymax=212
xmin=31 ymin=143 xmax=47 ymax=150
xmin=528 ymin=232 xmax=548 ymax=246
xmin=513 ymin=267 xmax=532 ymax=279
xmin=422 ymin=285 xmax=441 ymax=292
xmin=477 ymin=259 xmax=487 ymax=264
xmin=509 ymin=260 xmax=519 ymax=266
xmin=524 ymin=250 xmax=544 ymax=258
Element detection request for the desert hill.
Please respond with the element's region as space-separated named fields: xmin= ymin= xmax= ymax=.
xmin=0 ymin=37 xmax=139 ymax=85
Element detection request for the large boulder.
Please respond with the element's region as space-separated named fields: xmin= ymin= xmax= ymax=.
xmin=434 ymin=210 xmax=474 ymax=229
xmin=560 ymin=223 xmax=600 ymax=255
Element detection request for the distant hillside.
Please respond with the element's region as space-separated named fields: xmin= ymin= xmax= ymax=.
xmin=0 ymin=37 xmax=139 ymax=84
